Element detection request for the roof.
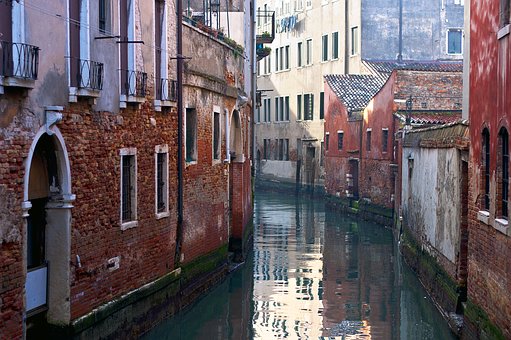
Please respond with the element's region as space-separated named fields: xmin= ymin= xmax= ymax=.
xmin=394 ymin=110 xmax=462 ymax=126
xmin=363 ymin=60 xmax=463 ymax=74
xmin=324 ymin=74 xmax=388 ymax=112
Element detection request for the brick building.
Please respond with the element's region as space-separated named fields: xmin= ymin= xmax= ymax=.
xmin=465 ymin=0 xmax=511 ymax=337
xmin=323 ymin=61 xmax=462 ymax=224
xmin=0 ymin=0 xmax=253 ymax=338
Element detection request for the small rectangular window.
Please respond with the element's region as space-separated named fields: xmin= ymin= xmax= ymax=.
xmin=99 ymin=0 xmax=111 ymax=33
xmin=213 ymin=112 xmax=221 ymax=160
xmin=351 ymin=27 xmax=359 ymax=55
xmin=337 ymin=131 xmax=344 ymax=150
xmin=284 ymin=139 xmax=289 ymax=161
xmin=382 ymin=129 xmax=389 ymax=153
xmin=155 ymin=145 xmax=169 ymax=217
xmin=263 ymin=139 xmax=268 ymax=159
xmin=306 ymin=39 xmax=313 ymax=65
xmin=275 ymin=48 xmax=279 ymax=71
xmin=285 ymin=96 xmax=290 ymax=121
xmin=186 ymin=108 xmax=197 ymax=162
xmin=297 ymin=94 xmax=302 ymax=120
xmin=320 ymin=92 xmax=324 ymax=119
xmin=322 ymin=34 xmax=328 ymax=61
xmin=285 ymin=45 xmax=290 ymax=69
xmin=120 ymin=148 xmax=137 ymax=229
xmin=332 ymin=32 xmax=339 ymax=59
xmin=500 ymin=0 xmax=510 ymax=27
xmin=325 ymin=133 xmax=330 ymax=151
xmin=279 ymin=97 xmax=284 ymax=121
xmin=297 ymin=42 xmax=303 ymax=67
xmin=280 ymin=47 xmax=284 ymax=70
xmin=447 ymin=29 xmax=463 ymax=54
xmin=278 ymin=139 xmax=284 ymax=160
xmin=275 ymin=98 xmax=279 ymax=121
xmin=366 ymin=130 xmax=372 ymax=151
xmin=304 ymin=93 xmax=314 ymax=120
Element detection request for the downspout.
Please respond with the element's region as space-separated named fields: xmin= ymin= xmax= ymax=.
xmin=398 ymin=0 xmax=403 ymax=61
xmin=175 ymin=0 xmax=184 ymax=267
xmin=251 ymin=0 xmax=256 ymax=176
xmin=344 ymin=0 xmax=349 ymax=74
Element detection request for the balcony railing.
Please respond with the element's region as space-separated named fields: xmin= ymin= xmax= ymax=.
xmin=256 ymin=11 xmax=275 ymax=44
xmin=157 ymin=78 xmax=177 ymax=102
xmin=123 ymin=70 xmax=147 ymax=97
xmin=0 ymin=41 xmax=39 ymax=80
xmin=76 ymin=58 xmax=104 ymax=91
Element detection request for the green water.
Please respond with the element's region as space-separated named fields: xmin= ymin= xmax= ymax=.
xmin=143 ymin=190 xmax=456 ymax=339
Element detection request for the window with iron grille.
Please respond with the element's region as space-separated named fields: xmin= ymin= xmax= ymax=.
xmin=304 ymin=93 xmax=313 ymax=120
xmin=213 ymin=112 xmax=221 ymax=160
xmin=120 ymin=148 xmax=137 ymax=228
xmin=155 ymin=145 xmax=168 ymax=217
xmin=382 ymin=129 xmax=389 ymax=153
xmin=186 ymin=108 xmax=197 ymax=162
xmin=337 ymin=131 xmax=344 ymax=150
xmin=501 ymin=128 xmax=509 ymax=218
xmin=483 ymin=128 xmax=490 ymax=210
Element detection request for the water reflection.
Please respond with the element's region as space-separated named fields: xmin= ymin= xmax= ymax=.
xmin=142 ymin=191 xmax=455 ymax=340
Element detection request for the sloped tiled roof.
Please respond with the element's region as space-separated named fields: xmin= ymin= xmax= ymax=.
xmin=324 ymin=74 xmax=388 ymax=112
xmin=363 ymin=59 xmax=463 ymax=75
xmin=394 ymin=110 xmax=462 ymax=126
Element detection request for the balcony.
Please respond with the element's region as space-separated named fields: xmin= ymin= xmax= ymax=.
xmin=120 ymin=69 xmax=147 ymax=107
xmin=0 ymin=41 xmax=39 ymax=93
xmin=69 ymin=58 xmax=104 ymax=102
xmin=154 ymin=78 xmax=177 ymax=111
xmin=256 ymin=11 xmax=275 ymax=44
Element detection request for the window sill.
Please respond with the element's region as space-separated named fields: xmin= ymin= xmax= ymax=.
xmin=69 ymin=87 xmax=101 ymax=104
xmin=494 ymin=218 xmax=510 ymax=236
xmin=186 ymin=160 xmax=198 ymax=166
xmin=121 ymin=220 xmax=138 ymax=231
xmin=156 ymin=211 xmax=170 ymax=220
xmin=497 ymin=24 xmax=510 ymax=40
xmin=154 ymin=99 xmax=177 ymax=112
xmin=477 ymin=210 xmax=490 ymax=224
xmin=120 ymin=94 xmax=146 ymax=108
xmin=0 ymin=76 xmax=36 ymax=94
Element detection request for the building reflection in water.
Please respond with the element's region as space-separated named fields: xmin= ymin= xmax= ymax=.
xmin=143 ymin=191 xmax=454 ymax=340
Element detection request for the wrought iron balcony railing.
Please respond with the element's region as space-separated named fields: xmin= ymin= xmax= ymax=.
xmin=75 ymin=58 xmax=104 ymax=91
xmin=0 ymin=41 xmax=39 ymax=80
xmin=123 ymin=69 xmax=147 ymax=97
xmin=157 ymin=78 xmax=177 ymax=102
xmin=256 ymin=11 xmax=275 ymax=44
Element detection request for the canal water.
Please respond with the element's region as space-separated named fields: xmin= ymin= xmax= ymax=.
xmin=143 ymin=190 xmax=455 ymax=339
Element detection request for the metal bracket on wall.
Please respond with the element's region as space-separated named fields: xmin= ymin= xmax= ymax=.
xmin=45 ymin=106 xmax=64 ymax=135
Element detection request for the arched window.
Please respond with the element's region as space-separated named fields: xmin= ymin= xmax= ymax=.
xmin=482 ymin=128 xmax=490 ymax=210
xmin=499 ymin=128 xmax=509 ymax=218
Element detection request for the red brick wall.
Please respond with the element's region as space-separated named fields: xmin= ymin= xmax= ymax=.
xmin=468 ymin=0 xmax=511 ymax=337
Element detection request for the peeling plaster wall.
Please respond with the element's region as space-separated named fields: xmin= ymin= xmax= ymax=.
xmin=401 ymin=146 xmax=461 ymax=269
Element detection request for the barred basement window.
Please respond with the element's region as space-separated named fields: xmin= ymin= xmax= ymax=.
xmin=120 ymin=148 xmax=137 ymax=229
xmin=155 ymin=145 xmax=169 ymax=217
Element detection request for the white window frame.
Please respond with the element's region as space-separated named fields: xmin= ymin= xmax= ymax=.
xmin=322 ymin=34 xmax=328 ymax=62
xmin=306 ymin=38 xmax=313 ymax=65
xmin=120 ymin=148 xmax=138 ymax=230
xmin=185 ymin=107 xmax=198 ymax=164
xmin=212 ymin=106 xmax=222 ymax=163
xmin=154 ymin=145 xmax=169 ymax=219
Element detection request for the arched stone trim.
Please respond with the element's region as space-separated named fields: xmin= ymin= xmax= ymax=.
xmin=230 ymin=110 xmax=244 ymax=163
xmin=23 ymin=125 xmax=74 ymax=326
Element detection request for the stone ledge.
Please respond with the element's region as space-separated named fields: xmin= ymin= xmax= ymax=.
xmin=494 ymin=218 xmax=509 ymax=236
xmin=477 ymin=210 xmax=490 ymax=225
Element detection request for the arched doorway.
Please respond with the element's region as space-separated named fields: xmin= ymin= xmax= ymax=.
xmin=23 ymin=127 xmax=74 ymax=332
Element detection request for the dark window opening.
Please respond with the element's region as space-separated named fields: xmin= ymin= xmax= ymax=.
xmin=122 ymin=155 xmax=135 ymax=222
xmin=382 ymin=129 xmax=389 ymax=152
xmin=366 ymin=130 xmax=372 ymax=151
xmin=483 ymin=128 xmax=490 ymax=210
xmin=213 ymin=112 xmax=220 ymax=160
xmin=156 ymin=152 xmax=166 ymax=213
xmin=186 ymin=108 xmax=197 ymax=162
xmin=501 ymin=128 xmax=509 ymax=218
xmin=338 ymin=132 xmax=344 ymax=150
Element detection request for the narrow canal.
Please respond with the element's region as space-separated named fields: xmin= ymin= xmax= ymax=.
xmin=143 ymin=190 xmax=455 ymax=339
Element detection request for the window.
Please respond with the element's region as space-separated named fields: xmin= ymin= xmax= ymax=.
xmin=351 ymin=27 xmax=359 ymax=55
xmin=279 ymin=97 xmax=284 ymax=121
xmin=325 ymin=133 xmax=330 ymax=151
xmin=275 ymin=98 xmax=280 ymax=121
xmin=483 ymin=128 xmax=490 ymax=210
xmin=304 ymin=93 xmax=314 ymax=120
xmin=280 ymin=47 xmax=284 ymax=70
xmin=500 ymin=128 xmax=509 ymax=218
xmin=284 ymin=139 xmax=289 ymax=160
xmin=297 ymin=42 xmax=303 ymax=67
xmin=285 ymin=96 xmax=290 ymax=121
xmin=278 ymin=139 xmax=284 ymax=160
xmin=213 ymin=112 xmax=221 ymax=160
xmin=322 ymin=34 xmax=328 ymax=61
xmin=320 ymin=92 xmax=324 ymax=119
xmin=454 ymin=0 xmax=464 ymax=4
xmin=306 ymin=39 xmax=313 ymax=65
xmin=155 ymin=145 xmax=169 ymax=217
xmin=447 ymin=29 xmax=462 ymax=54
xmin=285 ymin=45 xmax=290 ymax=69
xmin=297 ymin=94 xmax=302 ymax=120
xmin=263 ymin=139 xmax=268 ymax=159
xmin=500 ymin=0 xmax=510 ymax=27
xmin=264 ymin=98 xmax=271 ymax=122
xmin=186 ymin=108 xmax=197 ymax=162
xmin=275 ymin=48 xmax=279 ymax=71
xmin=295 ymin=0 xmax=303 ymax=11
xmin=337 ymin=131 xmax=344 ymax=150
xmin=120 ymin=148 xmax=137 ymax=229
xmin=320 ymin=141 xmax=324 ymax=166
xmin=332 ymin=32 xmax=339 ymax=59
xmin=366 ymin=129 xmax=372 ymax=151
xmin=99 ymin=0 xmax=111 ymax=33
xmin=382 ymin=129 xmax=389 ymax=152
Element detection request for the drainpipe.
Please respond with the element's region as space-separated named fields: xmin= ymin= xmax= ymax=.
xmin=398 ymin=0 xmax=403 ymax=61
xmin=251 ymin=0 xmax=256 ymax=176
xmin=175 ymin=0 xmax=184 ymax=267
